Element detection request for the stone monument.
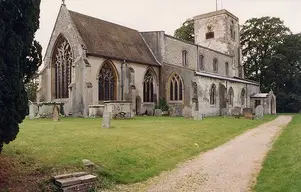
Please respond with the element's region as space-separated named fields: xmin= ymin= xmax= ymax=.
xmin=154 ymin=109 xmax=163 ymax=117
xmin=255 ymin=105 xmax=264 ymax=120
xmin=53 ymin=106 xmax=60 ymax=122
xmin=102 ymin=112 xmax=111 ymax=128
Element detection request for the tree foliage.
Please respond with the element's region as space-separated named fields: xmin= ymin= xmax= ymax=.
xmin=0 ymin=0 xmax=42 ymax=152
xmin=240 ymin=17 xmax=291 ymax=87
xmin=174 ymin=19 xmax=194 ymax=43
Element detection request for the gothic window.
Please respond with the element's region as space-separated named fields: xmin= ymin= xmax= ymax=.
xmin=199 ymin=55 xmax=204 ymax=71
xmin=143 ymin=69 xmax=155 ymax=102
xmin=228 ymin=87 xmax=234 ymax=106
xmin=98 ymin=61 xmax=117 ymax=101
xmin=210 ymin=84 xmax=217 ymax=105
xmin=53 ymin=36 xmax=73 ymax=99
xmin=241 ymin=89 xmax=245 ymax=105
xmin=182 ymin=50 xmax=188 ymax=66
xmin=169 ymin=73 xmax=183 ymax=101
xmin=225 ymin=62 xmax=229 ymax=76
xmin=213 ymin=58 xmax=218 ymax=73
xmin=206 ymin=25 xmax=214 ymax=39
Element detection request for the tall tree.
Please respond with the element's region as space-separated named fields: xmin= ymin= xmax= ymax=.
xmin=240 ymin=17 xmax=291 ymax=89
xmin=265 ymin=34 xmax=301 ymax=112
xmin=174 ymin=19 xmax=194 ymax=43
xmin=0 ymin=0 xmax=42 ymax=152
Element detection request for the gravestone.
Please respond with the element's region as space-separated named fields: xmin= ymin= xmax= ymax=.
xmin=53 ymin=106 xmax=60 ymax=122
xmin=231 ymin=107 xmax=241 ymax=118
xmin=154 ymin=109 xmax=163 ymax=117
xmin=194 ymin=111 xmax=204 ymax=121
xmin=243 ymin=108 xmax=253 ymax=117
xmin=29 ymin=103 xmax=38 ymax=120
xmin=255 ymin=105 xmax=264 ymax=120
xmin=102 ymin=112 xmax=111 ymax=128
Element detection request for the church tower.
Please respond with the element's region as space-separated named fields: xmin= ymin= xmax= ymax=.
xmin=193 ymin=9 xmax=243 ymax=78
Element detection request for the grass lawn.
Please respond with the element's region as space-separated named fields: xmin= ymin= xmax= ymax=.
xmin=3 ymin=116 xmax=275 ymax=187
xmin=255 ymin=115 xmax=301 ymax=192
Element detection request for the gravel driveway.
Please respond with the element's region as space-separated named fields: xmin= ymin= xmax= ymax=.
xmin=105 ymin=116 xmax=292 ymax=192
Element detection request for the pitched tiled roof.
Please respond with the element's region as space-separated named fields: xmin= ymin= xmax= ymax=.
xmin=69 ymin=10 xmax=160 ymax=66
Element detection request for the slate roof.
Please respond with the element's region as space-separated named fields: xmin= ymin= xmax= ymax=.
xmin=68 ymin=10 xmax=160 ymax=66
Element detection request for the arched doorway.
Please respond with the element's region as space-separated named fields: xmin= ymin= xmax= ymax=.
xmin=135 ymin=96 xmax=142 ymax=115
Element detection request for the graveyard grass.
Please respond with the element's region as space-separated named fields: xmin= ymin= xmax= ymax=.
xmin=255 ymin=114 xmax=301 ymax=192
xmin=3 ymin=116 xmax=276 ymax=186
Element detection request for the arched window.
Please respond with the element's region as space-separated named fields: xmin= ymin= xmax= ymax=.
xmin=199 ymin=55 xmax=204 ymax=71
xmin=228 ymin=87 xmax=234 ymax=106
xmin=213 ymin=58 xmax=218 ymax=73
xmin=225 ymin=62 xmax=229 ymax=76
xmin=98 ymin=61 xmax=117 ymax=101
xmin=169 ymin=73 xmax=183 ymax=101
xmin=182 ymin=50 xmax=188 ymax=66
xmin=210 ymin=84 xmax=217 ymax=105
xmin=241 ymin=89 xmax=245 ymax=105
xmin=143 ymin=69 xmax=155 ymax=102
xmin=53 ymin=36 xmax=73 ymax=99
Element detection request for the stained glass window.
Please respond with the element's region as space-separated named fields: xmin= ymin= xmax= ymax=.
xmin=53 ymin=36 xmax=73 ymax=99
xmin=169 ymin=73 xmax=183 ymax=101
xmin=98 ymin=62 xmax=117 ymax=101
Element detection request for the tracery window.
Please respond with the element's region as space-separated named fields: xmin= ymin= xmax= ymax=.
xmin=143 ymin=69 xmax=155 ymax=102
xmin=213 ymin=58 xmax=218 ymax=73
xmin=228 ymin=87 xmax=234 ymax=106
xmin=53 ymin=36 xmax=73 ymax=99
xmin=199 ymin=55 xmax=204 ymax=71
xmin=241 ymin=89 xmax=245 ymax=105
xmin=98 ymin=61 xmax=117 ymax=101
xmin=210 ymin=84 xmax=217 ymax=105
xmin=169 ymin=73 xmax=183 ymax=101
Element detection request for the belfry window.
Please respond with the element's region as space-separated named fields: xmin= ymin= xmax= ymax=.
xmin=53 ymin=36 xmax=73 ymax=99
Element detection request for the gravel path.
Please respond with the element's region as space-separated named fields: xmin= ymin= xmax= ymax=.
xmin=105 ymin=116 xmax=292 ymax=192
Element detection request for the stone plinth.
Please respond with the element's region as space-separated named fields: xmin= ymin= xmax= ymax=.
xmin=104 ymin=101 xmax=133 ymax=119
xmin=88 ymin=105 xmax=105 ymax=118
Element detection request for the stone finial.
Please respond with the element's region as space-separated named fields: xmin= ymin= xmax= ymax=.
xmin=62 ymin=0 xmax=66 ymax=6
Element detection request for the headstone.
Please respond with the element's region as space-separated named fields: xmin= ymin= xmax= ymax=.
xmin=29 ymin=103 xmax=37 ymax=120
xmin=53 ymin=106 xmax=60 ymax=122
xmin=255 ymin=105 xmax=264 ymax=120
xmin=183 ymin=106 xmax=192 ymax=118
xmin=231 ymin=107 xmax=241 ymax=118
xmin=243 ymin=108 xmax=253 ymax=117
xmin=154 ymin=109 xmax=163 ymax=117
xmin=194 ymin=111 xmax=204 ymax=121
xmin=102 ymin=112 xmax=111 ymax=128
xmin=82 ymin=159 xmax=94 ymax=168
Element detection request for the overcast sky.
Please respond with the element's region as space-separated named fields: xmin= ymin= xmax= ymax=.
xmin=36 ymin=0 xmax=301 ymax=56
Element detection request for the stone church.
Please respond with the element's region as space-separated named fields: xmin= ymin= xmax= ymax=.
xmin=38 ymin=3 xmax=277 ymax=117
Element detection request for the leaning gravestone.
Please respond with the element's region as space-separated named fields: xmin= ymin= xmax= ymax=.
xmin=255 ymin=105 xmax=264 ymax=120
xmin=154 ymin=109 xmax=163 ymax=117
xmin=53 ymin=106 xmax=60 ymax=122
xmin=102 ymin=112 xmax=111 ymax=128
